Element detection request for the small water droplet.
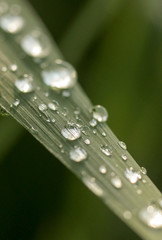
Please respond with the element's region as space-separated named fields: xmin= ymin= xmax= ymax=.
xmin=111 ymin=176 xmax=122 ymax=189
xmin=62 ymin=90 xmax=71 ymax=98
xmin=61 ymin=123 xmax=81 ymax=141
xmin=21 ymin=31 xmax=50 ymax=58
xmin=83 ymin=177 xmax=103 ymax=197
xmin=1 ymin=66 xmax=7 ymax=72
xmin=69 ymin=147 xmax=87 ymax=162
xmin=91 ymin=105 xmax=108 ymax=122
xmin=10 ymin=64 xmax=18 ymax=72
xmin=125 ymin=168 xmax=141 ymax=184
xmin=118 ymin=141 xmax=127 ymax=150
xmin=139 ymin=205 xmax=162 ymax=229
xmin=89 ymin=119 xmax=97 ymax=127
xmin=0 ymin=14 xmax=24 ymax=34
xmin=48 ymin=102 xmax=58 ymax=111
xmin=42 ymin=60 xmax=77 ymax=90
xmin=15 ymin=75 xmax=35 ymax=93
xmin=13 ymin=99 xmax=20 ymax=107
xmin=123 ymin=211 xmax=132 ymax=220
xmin=38 ymin=103 xmax=47 ymax=111
xmin=102 ymin=132 xmax=106 ymax=137
xmin=100 ymin=145 xmax=112 ymax=156
xmin=84 ymin=139 xmax=91 ymax=145
xmin=121 ymin=154 xmax=127 ymax=161
xmin=140 ymin=167 xmax=147 ymax=175
xmin=137 ymin=189 xmax=142 ymax=195
xmin=99 ymin=165 xmax=107 ymax=174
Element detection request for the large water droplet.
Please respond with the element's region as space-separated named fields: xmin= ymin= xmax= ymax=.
xmin=61 ymin=123 xmax=81 ymax=141
xmin=91 ymin=105 xmax=108 ymax=122
xmin=139 ymin=205 xmax=162 ymax=229
xmin=111 ymin=176 xmax=122 ymax=189
xmin=42 ymin=60 xmax=77 ymax=90
xmin=0 ymin=14 xmax=24 ymax=34
xmin=21 ymin=31 xmax=50 ymax=58
xmin=15 ymin=75 xmax=35 ymax=93
xmin=125 ymin=167 xmax=141 ymax=184
xmin=118 ymin=141 xmax=127 ymax=150
xmin=69 ymin=147 xmax=87 ymax=162
xmin=100 ymin=145 xmax=112 ymax=156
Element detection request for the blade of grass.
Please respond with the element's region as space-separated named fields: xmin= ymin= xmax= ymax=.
xmin=0 ymin=1 xmax=161 ymax=240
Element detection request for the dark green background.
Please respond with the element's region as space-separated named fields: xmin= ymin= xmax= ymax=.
xmin=0 ymin=0 xmax=161 ymax=239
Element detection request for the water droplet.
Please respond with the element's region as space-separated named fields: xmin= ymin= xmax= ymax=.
xmin=0 ymin=14 xmax=24 ymax=34
xmin=83 ymin=177 xmax=103 ymax=197
xmin=48 ymin=102 xmax=58 ymax=111
xmin=140 ymin=167 xmax=147 ymax=175
xmin=69 ymin=147 xmax=87 ymax=162
xmin=42 ymin=60 xmax=77 ymax=90
xmin=38 ymin=103 xmax=47 ymax=111
xmin=111 ymin=176 xmax=122 ymax=189
xmin=99 ymin=165 xmax=107 ymax=174
xmin=121 ymin=154 xmax=127 ymax=161
xmin=21 ymin=31 xmax=50 ymax=58
xmin=62 ymin=90 xmax=71 ymax=98
xmin=118 ymin=141 xmax=127 ymax=150
xmin=61 ymin=123 xmax=81 ymax=141
xmin=139 ymin=205 xmax=162 ymax=229
xmin=102 ymin=132 xmax=106 ymax=137
xmin=15 ymin=75 xmax=35 ymax=93
xmin=91 ymin=105 xmax=108 ymax=122
xmin=137 ymin=189 xmax=142 ymax=195
xmin=13 ymin=99 xmax=20 ymax=107
xmin=125 ymin=168 xmax=141 ymax=184
xmin=10 ymin=64 xmax=18 ymax=72
xmin=89 ymin=119 xmax=97 ymax=127
xmin=100 ymin=145 xmax=112 ymax=156
xmin=1 ymin=66 xmax=7 ymax=72
xmin=123 ymin=211 xmax=132 ymax=220
xmin=84 ymin=139 xmax=91 ymax=145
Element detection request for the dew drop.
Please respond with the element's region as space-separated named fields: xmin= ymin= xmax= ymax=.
xmin=139 ymin=205 xmax=162 ymax=229
xmin=99 ymin=165 xmax=107 ymax=174
xmin=123 ymin=211 xmax=132 ymax=220
xmin=83 ymin=177 xmax=103 ymax=197
xmin=125 ymin=168 xmax=141 ymax=184
xmin=42 ymin=60 xmax=77 ymax=90
xmin=61 ymin=124 xmax=81 ymax=141
xmin=140 ymin=167 xmax=147 ymax=175
xmin=69 ymin=147 xmax=87 ymax=162
xmin=62 ymin=90 xmax=71 ymax=98
xmin=89 ymin=119 xmax=97 ymax=127
xmin=118 ymin=141 xmax=127 ymax=150
xmin=91 ymin=105 xmax=108 ymax=122
xmin=0 ymin=14 xmax=24 ymax=34
xmin=102 ymin=132 xmax=106 ymax=137
xmin=111 ymin=176 xmax=122 ymax=189
xmin=84 ymin=139 xmax=91 ymax=145
xmin=38 ymin=103 xmax=47 ymax=111
xmin=15 ymin=75 xmax=35 ymax=93
xmin=21 ymin=31 xmax=50 ymax=58
xmin=121 ymin=154 xmax=127 ymax=161
xmin=10 ymin=64 xmax=18 ymax=72
xmin=13 ymin=99 xmax=20 ymax=107
xmin=100 ymin=145 xmax=112 ymax=156
xmin=48 ymin=102 xmax=58 ymax=111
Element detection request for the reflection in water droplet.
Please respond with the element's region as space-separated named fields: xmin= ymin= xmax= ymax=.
xmin=21 ymin=31 xmax=50 ymax=58
xmin=0 ymin=14 xmax=24 ymax=34
xmin=69 ymin=147 xmax=87 ymax=162
xmin=42 ymin=60 xmax=77 ymax=90
xmin=91 ymin=105 xmax=108 ymax=122
xmin=15 ymin=75 xmax=35 ymax=93
xmin=83 ymin=177 xmax=103 ymax=197
xmin=61 ymin=124 xmax=81 ymax=141
xmin=140 ymin=167 xmax=147 ymax=175
xmin=118 ymin=141 xmax=127 ymax=150
xmin=125 ymin=168 xmax=141 ymax=184
xmin=111 ymin=176 xmax=122 ymax=189
xmin=139 ymin=205 xmax=162 ymax=229
xmin=99 ymin=165 xmax=107 ymax=174
xmin=100 ymin=145 xmax=112 ymax=156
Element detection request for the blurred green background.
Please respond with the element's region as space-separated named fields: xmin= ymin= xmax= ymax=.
xmin=0 ymin=0 xmax=161 ymax=239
